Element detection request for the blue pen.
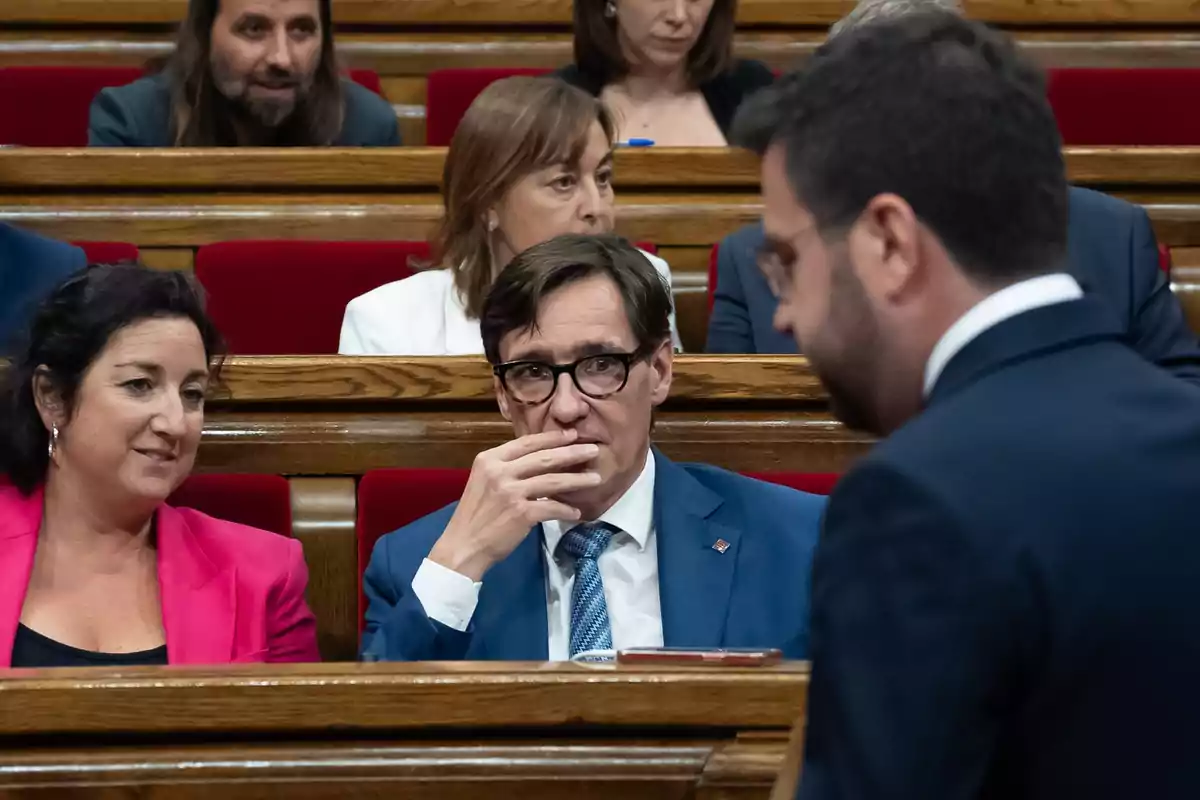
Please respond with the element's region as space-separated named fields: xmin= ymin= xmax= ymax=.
xmin=622 ymin=138 xmax=655 ymax=147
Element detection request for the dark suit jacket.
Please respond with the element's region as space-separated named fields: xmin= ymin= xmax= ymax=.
xmin=798 ymin=297 xmax=1200 ymax=800
xmin=0 ymin=223 xmax=85 ymax=354
xmin=554 ymin=60 xmax=775 ymax=137
xmin=88 ymin=73 xmax=401 ymax=147
xmin=708 ymin=187 xmax=1200 ymax=384
xmin=361 ymin=449 xmax=825 ymax=661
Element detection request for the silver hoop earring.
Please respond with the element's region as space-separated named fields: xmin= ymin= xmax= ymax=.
xmin=47 ymin=424 xmax=59 ymax=460
xmin=604 ymin=1 xmax=617 ymax=18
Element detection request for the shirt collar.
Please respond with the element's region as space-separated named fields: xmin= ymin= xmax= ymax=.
xmin=543 ymin=448 xmax=656 ymax=556
xmin=923 ymin=273 xmax=1083 ymax=397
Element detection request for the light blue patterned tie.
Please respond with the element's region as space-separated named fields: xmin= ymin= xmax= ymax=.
xmin=556 ymin=521 xmax=617 ymax=658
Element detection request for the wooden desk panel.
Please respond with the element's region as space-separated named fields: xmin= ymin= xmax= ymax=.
xmin=196 ymin=356 xmax=869 ymax=477
xmin=4 ymin=0 xmax=1198 ymax=26
xmin=0 ymin=663 xmax=807 ymax=799
xmin=2 ymin=148 xmax=1199 ymax=250
xmin=4 ymin=31 xmax=1198 ymax=73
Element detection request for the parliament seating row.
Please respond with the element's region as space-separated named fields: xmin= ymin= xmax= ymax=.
xmin=162 ymin=465 xmax=837 ymax=657
xmin=67 ymin=236 xmax=1192 ymax=356
xmin=3 ymin=64 xmax=1199 ymax=147
xmin=166 ymin=354 xmax=862 ymax=658
xmin=7 ymin=145 xmax=1196 ymax=350
xmin=0 ymin=66 xmax=385 ymax=147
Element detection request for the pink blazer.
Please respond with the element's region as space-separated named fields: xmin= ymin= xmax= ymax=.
xmin=0 ymin=484 xmax=321 ymax=667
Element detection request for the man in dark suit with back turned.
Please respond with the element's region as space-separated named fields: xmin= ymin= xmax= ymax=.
xmin=708 ymin=1 xmax=1200 ymax=388
xmin=734 ymin=12 xmax=1200 ymax=800
xmin=0 ymin=224 xmax=85 ymax=354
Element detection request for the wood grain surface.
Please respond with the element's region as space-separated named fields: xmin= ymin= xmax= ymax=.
xmin=3 ymin=149 xmax=1200 ymax=253
xmin=3 ymin=31 xmax=1199 ymax=72
xmin=208 ymin=355 xmax=827 ymax=404
xmin=0 ymin=661 xmax=809 ymax=735
xmin=4 ymin=147 xmax=1199 ymax=191
xmin=3 ymin=0 xmax=1197 ymax=25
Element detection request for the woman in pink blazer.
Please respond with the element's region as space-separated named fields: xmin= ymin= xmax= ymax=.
xmin=0 ymin=263 xmax=319 ymax=668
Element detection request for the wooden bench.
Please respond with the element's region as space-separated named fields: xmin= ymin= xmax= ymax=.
xmin=1 ymin=146 xmax=1198 ymax=349
xmin=0 ymin=662 xmax=809 ymax=799
xmin=2 ymin=0 xmax=1197 ymax=142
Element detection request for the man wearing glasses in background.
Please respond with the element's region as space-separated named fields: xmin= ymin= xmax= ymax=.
xmin=361 ymin=234 xmax=825 ymax=662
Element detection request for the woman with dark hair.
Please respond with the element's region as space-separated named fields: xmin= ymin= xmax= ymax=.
xmin=339 ymin=76 xmax=680 ymax=355
xmin=88 ymin=0 xmax=399 ymax=147
xmin=556 ymin=0 xmax=774 ymax=146
xmin=0 ymin=265 xmax=320 ymax=668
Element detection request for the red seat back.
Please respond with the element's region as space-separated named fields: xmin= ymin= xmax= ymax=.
xmin=425 ymin=68 xmax=551 ymax=146
xmin=74 ymin=241 xmax=140 ymax=265
xmin=168 ymin=473 xmax=293 ymax=536
xmin=357 ymin=468 xmax=470 ymax=628
xmin=746 ymin=472 xmax=840 ymax=496
xmin=0 ymin=66 xmax=142 ymax=147
xmin=194 ymin=240 xmax=426 ymax=354
xmin=347 ymin=69 xmax=384 ymax=96
xmin=1047 ymin=68 xmax=1200 ymax=145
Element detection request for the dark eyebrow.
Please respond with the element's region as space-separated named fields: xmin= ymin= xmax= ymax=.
xmin=235 ymin=12 xmax=271 ymax=25
xmin=597 ymin=151 xmax=615 ymax=170
xmin=114 ymin=363 xmax=209 ymax=382
xmin=114 ymin=361 xmax=162 ymax=374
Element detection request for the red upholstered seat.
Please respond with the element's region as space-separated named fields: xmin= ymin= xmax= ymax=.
xmin=347 ymin=69 xmax=384 ymax=96
xmin=0 ymin=66 xmax=142 ymax=147
xmin=747 ymin=472 xmax=840 ymax=496
xmin=425 ymin=68 xmax=551 ymax=146
xmin=1160 ymin=244 xmax=1173 ymax=276
xmin=74 ymin=241 xmax=140 ymax=265
xmin=1047 ymin=68 xmax=1200 ymax=145
xmin=357 ymin=468 xmax=470 ymax=628
xmin=355 ymin=467 xmax=838 ymax=630
xmin=194 ymin=240 xmax=426 ymax=354
xmin=168 ymin=473 xmax=293 ymax=536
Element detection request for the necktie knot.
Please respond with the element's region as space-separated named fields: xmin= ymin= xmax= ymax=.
xmin=557 ymin=521 xmax=616 ymax=562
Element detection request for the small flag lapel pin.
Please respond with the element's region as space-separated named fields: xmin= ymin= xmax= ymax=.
xmin=712 ymin=538 xmax=731 ymax=554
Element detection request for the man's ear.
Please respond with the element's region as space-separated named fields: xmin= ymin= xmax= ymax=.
xmin=849 ymin=193 xmax=922 ymax=306
xmin=647 ymin=339 xmax=673 ymax=407
xmin=494 ymin=374 xmax=512 ymax=422
xmin=31 ymin=367 xmax=66 ymax=432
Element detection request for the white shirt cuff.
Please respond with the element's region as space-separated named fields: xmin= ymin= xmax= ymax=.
xmin=411 ymin=558 xmax=482 ymax=632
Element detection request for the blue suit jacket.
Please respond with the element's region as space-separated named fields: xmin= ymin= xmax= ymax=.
xmin=361 ymin=449 xmax=826 ymax=661
xmin=799 ymin=297 xmax=1200 ymax=800
xmin=0 ymin=224 xmax=85 ymax=354
xmin=708 ymin=187 xmax=1200 ymax=384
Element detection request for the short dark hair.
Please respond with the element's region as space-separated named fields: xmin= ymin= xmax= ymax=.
xmin=166 ymin=0 xmax=344 ymax=146
xmin=481 ymin=234 xmax=673 ymax=364
xmin=573 ymin=0 xmax=736 ymax=88
xmin=0 ymin=264 xmax=225 ymax=495
xmin=733 ymin=11 xmax=1069 ymax=285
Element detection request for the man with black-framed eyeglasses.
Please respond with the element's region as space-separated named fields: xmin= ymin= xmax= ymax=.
xmin=361 ymin=233 xmax=826 ymax=663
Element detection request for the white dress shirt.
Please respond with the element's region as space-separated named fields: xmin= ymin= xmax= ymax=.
xmin=411 ymin=450 xmax=665 ymax=660
xmin=923 ymin=273 xmax=1084 ymax=397
xmin=338 ymin=250 xmax=683 ymax=355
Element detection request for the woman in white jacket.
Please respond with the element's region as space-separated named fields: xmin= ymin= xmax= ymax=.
xmin=339 ymin=76 xmax=680 ymax=355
